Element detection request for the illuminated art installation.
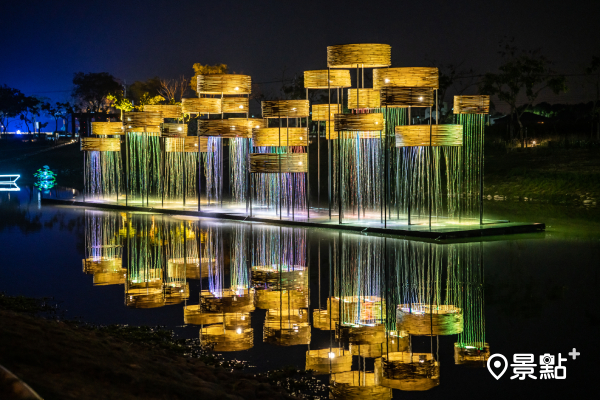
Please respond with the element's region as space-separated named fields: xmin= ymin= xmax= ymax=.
xmin=33 ymin=165 xmax=58 ymax=191
xmin=82 ymin=210 xmax=125 ymax=286
xmin=0 ymin=174 xmax=20 ymax=191
xmin=81 ymin=123 xmax=122 ymax=200
xmin=163 ymin=219 xmax=192 ymax=304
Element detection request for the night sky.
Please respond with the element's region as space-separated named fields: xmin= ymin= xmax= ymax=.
xmin=2 ymin=0 xmax=599 ymax=107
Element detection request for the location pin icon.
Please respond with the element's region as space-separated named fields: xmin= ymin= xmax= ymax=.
xmin=487 ymin=354 xmax=508 ymax=380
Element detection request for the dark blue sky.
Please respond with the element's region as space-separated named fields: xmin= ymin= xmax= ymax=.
xmin=2 ymin=0 xmax=599 ymax=105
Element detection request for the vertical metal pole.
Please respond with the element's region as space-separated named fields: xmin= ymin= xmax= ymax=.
xmin=480 ymin=114 xmax=485 ymax=225
xmin=384 ymin=105 xmax=388 ymax=228
xmin=407 ymin=107 xmax=411 ymax=225
xmin=198 ymin=134 xmax=201 ymax=212
xmin=125 ymin=132 xmax=128 ymax=206
xmin=279 ymin=116 xmax=282 ymax=220
xmin=429 ymin=104 xmax=432 ymax=230
xmin=183 ymin=140 xmax=186 ymax=208
xmin=82 ymin=151 xmax=86 ymax=202
xmin=305 ymin=98 xmax=310 ymax=220
xmin=145 ymin=130 xmax=149 ymax=207
xmin=162 ymin=137 xmax=165 ymax=207
xmin=328 ymin=68 xmax=332 ymax=219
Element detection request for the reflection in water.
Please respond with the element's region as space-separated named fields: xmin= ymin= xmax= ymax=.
xmin=82 ymin=211 xmax=489 ymax=397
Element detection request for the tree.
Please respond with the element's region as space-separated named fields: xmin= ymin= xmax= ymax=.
xmin=158 ymin=76 xmax=189 ymax=103
xmin=189 ymin=64 xmax=228 ymax=93
xmin=136 ymin=93 xmax=165 ymax=110
xmin=0 ymin=85 xmax=27 ymax=134
xmin=42 ymin=101 xmax=72 ymax=133
xmin=128 ymin=77 xmax=161 ymax=105
xmin=72 ymin=72 xmax=122 ymax=113
xmin=585 ymin=56 xmax=600 ymax=141
xmin=19 ymin=96 xmax=44 ymax=134
xmin=480 ymin=41 xmax=567 ymax=147
xmin=106 ymin=94 xmax=134 ymax=120
xmin=433 ymin=61 xmax=477 ymax=122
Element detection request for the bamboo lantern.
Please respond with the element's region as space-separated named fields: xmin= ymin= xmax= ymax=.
xmin=161 ymin=123 xmax=188 ymax=137
xmin=313 ymin=309 xmax=337 ymax=330
xmin=251 ymin=265 xmax=307 ymax=289
xmin=143 ymin=104 xmax=182 ymax=119
xmin=373 ymin=67 xmax=439 ymax=90
xmin=349 ymin=333 xmax=409 ymax=358
xmin=168 ymin=257 xmax=216 ymax=280
xmin=306 ymin=348 xmax=353 ymax=374
xmin=254 ymin=289 xmax=308 ymax=309
xmin=200 ymin=324 xmax=254 ymax=351
xmin=82 ymin=258 xmax=122 ymax=272
xmin=221 ymin=97 xmax=249 ymax=113
xmin=347 ymin=89 xmax=381 ymax=109
xmin=396 ymin=304 xmax=463 ymax=335
xmin=249 ymin=153 xmax=308 ymax=173
xmin=304 ymin=70 xmax=351 ymax=88
xmin=454 ymin=342 xmax=490 ymax=366
xmin=327 ymin=296 xmax=385 ymax=324
xmin=380 ymin=87 xmax=435 ymax=108
xmin=395 ymin=125 xmax=463 ymax=147
xmin=336 ymin=324 xmax=386 ymax=346
xmin=327 ymin=44 xmax=392 ymax=68
xmin=252 ymin=127 xmax=308 ymax=147
xmin=377 ymin=353 xmax=440 ymax=391
xmin=183 ymin=305 xmax=223 ymax=325
xmin=123 ymin=112 xmax=162 ymax=133
xmin=93 ymin=269 xmax=126 ymax=286
xmin=334 ymin=113 xmax=384 ymax=132
xmin=91 ymin=122 xmax=124 ymax=135
xmin=198 ymin=119 xmax=255 ymax=138
xmin=224 ymin=312 xmax=252 ymax=330
xmin=312 ymin=104 xmax=342 ymax=121
xmin=200 ymin=289 xmax=255 ymax=313
xmin=324 ymin=121 xmax=338 ymax=140
xmin=196 ymin=74 xmax=251 ymax=95
xmin=126 ymin=288 xmax=165 ymax=309
xmin=80 ymin=137 xmax=121 ymax=151
xmin=263 ymin=320 xmax=311 ymax=346
xmin=262 ymin=100 xmax=310 ymax=118
xmin=181 ymin=98 xmax=222 ymax=114
xmin=453 ymin=95 xmax=490 ymax=114
xmin=164 ymin=137 xmax=209 ymax=152
xmin=330 ymin=371 xmax=392 ymax=400
xmin=164 ymin=283 xmax=190 ymax=305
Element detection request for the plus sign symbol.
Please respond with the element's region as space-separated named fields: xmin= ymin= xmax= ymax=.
xmin=568 ymin=348 xmax=580 ymax=360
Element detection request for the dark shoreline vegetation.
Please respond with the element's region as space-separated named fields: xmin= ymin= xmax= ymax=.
xmin=0 ymin=293 xmax=327 ymax=400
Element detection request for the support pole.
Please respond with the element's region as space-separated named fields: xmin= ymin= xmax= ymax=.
xmin=198 ymin=133 xmax=201 ymax=212
xmin=328 ymin=68 xmax=332 ymax=220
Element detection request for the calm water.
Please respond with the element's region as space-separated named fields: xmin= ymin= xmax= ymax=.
xmin=1 ymin=186 xmax=597 ymax=399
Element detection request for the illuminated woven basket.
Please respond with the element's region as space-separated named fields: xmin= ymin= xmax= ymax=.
xmin=161 ymin=123 xmax=188 ymax=137
xmin=183 ymin=305 xmax=223 ymax=325
xmin=200 ymin=289 xmax=255 ymax=313
xmin=93 ymin=269 xmax=126 ymax=286
xmin=164 ymin=283 xmax=190 ymax=305
xmin=324 ymin=121 xmax=338 ymax=140
xmin=198 ymin=119 xmax=255 ymax=138
xmin=254 ymin=289 xmax=308 ymax=309
xmin=313 ymin=309 xmax=337 ymax=330
xmin=373 ymin=67 xmax=439 ymax=90
xmin=249 ymin=153 xmax=308 ymax=173
xmin=347 ymin=89 xmax=381 ymax=109
xmin=380 ymin=87 xmax=435 ymax=108
xmin=396 ymin=304 xmax=463 ymax=335
xmin=82 ymin=258 xmax=122 ymax=272
xmin=453 ymin=95 xmax=490 ymax=114
xmin=252 ymin=127 xmax=308 ymax=147
xmin=349 ymin=333 xmax=409 ymax=358
xmin=181 ymin=98 xmax=221 ymax=114
xmin=164 ymin=137 xmax=208 ymax=152
xmin=251 ymin=265 xmax=307 ymax=289
xmin=336 ymin=324 xmax=386 ymax=346
xmin=395 ymin=125 xmax=463 ymax=147
xmin=224 ymin=312 xmax=252 ymax=330
xmin=454 ymin=342 xmax=490 ymax=366
xmin=126 ymin=288 xmax=165 ymax=309
xmin=266 ymin=308 xmax=308 ymax=324
xmin=124 ymin=112 xmax=163 ymax=133
xmin=197 ymin=74 xmax=251 ymax=95
xmin=312 ymin=104 xmax=342 ymax=121
xmin=263 ymin=320 xmax=311 ymax=346
xmin=201 ymin=324 xmax=254 ymax=351
xmin=327 ymin=44 xmax=391 ymax=68
xmin=81 ymin=137 xmax=120 ymax=151
xmin=327 ymin=296 xmax=385 ymax=323
xmin=330 ymin=371 xmax=392 ymax=400
xmin=91 ymin=122 xmax=124 ymax=135
xmin=378 ymin=352 xmax=440 ymax=391
xmin=334 ymin=113 xmax=383 ymax=132
xmin=143 ymin=104 xmax=182 ymax=119
xmin=306 ymin=348 xmax=352 ymax=374
xmin=221 ymin=96 xmax=249 ymax=113
xmin=262 ymin=100 xmax=310 ymax=118
xmin=304 ymin=70 xmax=351 ymax=89
xmin=168 ymin=257 xmax=216 ymax=280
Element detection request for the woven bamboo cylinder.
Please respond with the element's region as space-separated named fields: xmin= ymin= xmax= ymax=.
xmin=128 ymin=276 xmax=163 ymax=290
xmin=251 ymin=265 xmax=307 ymax=289
xmin=266 ymin=308 xmax=308 ymax=324
xmin=330 ymin=371 xmax=392 ymax=400
xmin=183 ymin=305 xmax=223 ymax=325
xmin=334 ymin=113 xmax=383 ymax=132
xmin=327 ymin=44 xmax=392 ymax=68
xmin=164 ymin=283 xmax=190 ymax=305
xmin=198 ymin=119 xmax=255 ymax=138
xmin=327 ymin=296 xmax=384 ymax=323
xmin=380 ymin=87 xmax=435 ymax=108
xmin=80 ymin=137 xmax=121 ymax=151
xmin=347 ymin=89 xmax=381 ymax=109
xmin=254 ymin=289 xmax=308 ymax=309
xmin=164 ymin=137 xmax=209 ymax=152
xmin=167 ymin=257 xmax=215 ymax=280
xmin=378 ymin=352 xmax=440 ymax=391
xmin=82 ymin=258 xmax=122 ymax=272
xmin=201 ymin=289 xmax=255 ymax=313
xmin=262 ymin=100 xmax=309 ymax=118
xmin=197 ymin=74 xmax=251 ymax=95
xmin=395 ymin=125 xmax=463 ymax=147
xmin=373 ymin=67 xmax=439 ymax=89
xmin=123 ymin=112 xmax=163 ymax=132
xmin=263 ymin=320 xmax=311 ymax=346
xmin=312 ymin=104 xmax=342 ymax=121
xmin=454 ymin=343 xmax=490 ymax=366
xmin=200 ymin=325 xmax=254 ymax=351
xmin=143 ymin=104 xmax=182 ymax=119
xmin=161 ymin=123 xmax=188 ymax=137
xmin=324 ymin=121 xmax=338 ymax=140
xmin=224 ymin=312 xmax=252 ymax=330
xmin=126 ymin=288 xmax=165 ymax=309
xmin=313 ymin=309 xmax=337 ymax=330
xmin=453 ymin=95 xmax=490 ymax=114
xmin=396 ymin=304 xmax=463 ymax=335
xmin=306 ymin=348 xmax=353 ymax=375
xmin=349 ymin=334 xmax=408 ymax=358
xmin=336 ymin=324 xmax=386 ymax=346
xmin=181 ymin=98 xmax=222 ymax=114
xmin=249 ymin=153 xmax=308 ymax=173
xmin=221 ymin=96 xmax=249 ymax=113
xmin=93 ymin=269 xmax=126 ymax=286
xmin=252 ymin=127 xmax=308 ymax=147
xmin=304 ymin=70 xmax=351 ymax=88
xmin=91 ymin=122 xmax=124 ymax=135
